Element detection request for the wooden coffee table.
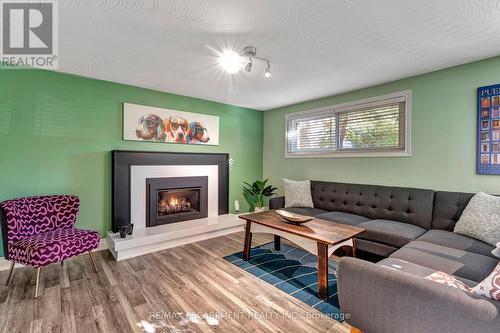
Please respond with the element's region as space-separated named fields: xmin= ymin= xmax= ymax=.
xmin=239 ymin=210 xmax=365 ymax=301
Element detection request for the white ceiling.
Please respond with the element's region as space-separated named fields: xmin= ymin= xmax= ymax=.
xmin=58 ymin=0 xmax=500 ymax=110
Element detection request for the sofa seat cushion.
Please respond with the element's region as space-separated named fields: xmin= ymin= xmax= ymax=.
xmin=315 ymin=211 xmax=370 ymax=226
xmin=355 ymin=239 xmax=398 ymax=257
xmin=9 ymin=228 xmax=100 ymax=267
xmin=377 ymin=258 xmax=477 ymax=287
xmin=356 ymin=219 xmax=426 ymax=248
xmin=281 ymin=207 xmax=327 ymax=217
xmin=417 ymin=230 xmax=496 ymax=259
xmin=390 ymin=240 xmax=499 ymax=282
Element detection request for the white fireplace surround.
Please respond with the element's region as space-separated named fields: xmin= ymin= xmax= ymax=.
xmin=107 ymin=163 xmax=243 ymax=260
xmin=130 ymin=165 xmax=219 ymax=229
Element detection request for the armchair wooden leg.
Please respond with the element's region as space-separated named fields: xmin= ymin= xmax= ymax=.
xmin=5 ymin=262 xmax=14 ymax=286
xmin=350 ymin=327 xmax=364 ymax=333
xmin=88 ymin=251 xmax=98 ymax=273
xmin=34 ymin=267 xmax=41 ymax=298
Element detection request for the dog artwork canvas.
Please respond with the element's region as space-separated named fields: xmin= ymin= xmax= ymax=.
xmin=123 ymin=103 xmax=219 ymax=145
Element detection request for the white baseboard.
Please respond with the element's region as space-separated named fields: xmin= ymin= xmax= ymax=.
xmin=0 ymin=238 xmax=109 ymax=271
xmin=0 ymin=257 xmax=18 ymax=271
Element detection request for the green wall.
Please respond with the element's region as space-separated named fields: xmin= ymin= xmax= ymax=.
xmin=263 ymin=56 xmax=500 ymax=195
xmin=0 ymin=69 xmax=263 ymax=257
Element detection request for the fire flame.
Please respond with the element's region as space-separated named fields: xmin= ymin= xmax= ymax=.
xmin=158 ymin=195 xmax=193 ymax=216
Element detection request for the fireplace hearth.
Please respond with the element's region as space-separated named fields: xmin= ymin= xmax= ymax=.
xmin=146 ymin=176 xmax=208 ymax=227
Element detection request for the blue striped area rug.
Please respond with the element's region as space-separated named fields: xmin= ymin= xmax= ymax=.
xmin=223 ymin=242 xmax=344 ymax=321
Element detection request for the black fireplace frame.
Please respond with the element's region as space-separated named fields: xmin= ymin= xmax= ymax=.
xmin=112 ymin=150 xmax=229 ymax=232
xmin=146 ymin=176 xmax=208 ymax=227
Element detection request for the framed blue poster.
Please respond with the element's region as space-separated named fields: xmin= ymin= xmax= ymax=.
xmin=477 ymin=84 xmax=500 ymax=175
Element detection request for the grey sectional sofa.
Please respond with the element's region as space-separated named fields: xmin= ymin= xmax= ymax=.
xmin=269 ymin=181 xmax=500 ymax=333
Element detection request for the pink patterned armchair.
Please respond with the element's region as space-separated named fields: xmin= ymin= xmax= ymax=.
xmin=0 ymin=195 xmax=100 ymax=298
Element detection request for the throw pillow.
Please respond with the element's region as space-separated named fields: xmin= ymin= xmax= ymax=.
xmin=492 ymin=242 xmax=500 ymax=258
xmin=283 ymin=178 xmax=314 ymax=208
xmin=453 ymin=192 xmax=500 ymax=246
xmin=425 ymin=271 xmax=472 ymax=292
xmin=472 ymin=261 xmax=500 ymax=301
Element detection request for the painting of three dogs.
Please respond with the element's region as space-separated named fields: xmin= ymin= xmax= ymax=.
xmin=123 ymin=103 xmax=218 ymax=145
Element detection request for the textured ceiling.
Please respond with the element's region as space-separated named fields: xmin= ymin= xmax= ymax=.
xmin=58 ymin=0 xmax=500 ymax=110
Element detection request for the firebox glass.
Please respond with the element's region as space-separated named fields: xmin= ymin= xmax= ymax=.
xmin=157 ymin=188 xmax=201 ymax=218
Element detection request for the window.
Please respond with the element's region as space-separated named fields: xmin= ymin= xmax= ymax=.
xmin=286 ymin=90 xmax=411 ymax=157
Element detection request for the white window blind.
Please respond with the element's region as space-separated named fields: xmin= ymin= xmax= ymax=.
xmin=287 ymin=110 xmax=336 ymax=153
xmin=286 ymin=91 xmax=410 ymax=157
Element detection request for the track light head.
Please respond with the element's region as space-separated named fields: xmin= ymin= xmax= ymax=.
xmin=243 ymin=46 xmax=257 ymax=57
xmin=245 ymin=57 xmax=253 ymax=72
xmin=264 ymin=61 xmax=271 ymax=78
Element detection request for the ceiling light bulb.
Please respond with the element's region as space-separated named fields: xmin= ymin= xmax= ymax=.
xmin=218 ymin=50 xmax=242 ymax=74
xmin=264 ymin=62 xmax=271 ymax=78
xmin=245 ymin=57 xmax=253 ymax=72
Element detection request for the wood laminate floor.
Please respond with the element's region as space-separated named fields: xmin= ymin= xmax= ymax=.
xmin=0 ymin=232 xmax=351 ymax=333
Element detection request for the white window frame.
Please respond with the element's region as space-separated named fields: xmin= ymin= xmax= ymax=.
xmin=285 ymin=90 xmax=412 ymax=158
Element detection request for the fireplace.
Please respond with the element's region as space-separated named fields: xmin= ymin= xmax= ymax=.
xmin=146 ymin=176 xmax=208 ymax=227
xmin=111 ymin=151 xmax=229 ymax=232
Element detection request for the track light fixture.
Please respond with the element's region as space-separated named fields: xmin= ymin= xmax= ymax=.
xmin=242 ymin=46 xmax=271 ymax=78
xmin=218 ymin=46 xmax=271 ymax=78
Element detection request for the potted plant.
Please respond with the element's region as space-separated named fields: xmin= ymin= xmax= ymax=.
xmin=242 ymin=179 xmax=278 ymax=212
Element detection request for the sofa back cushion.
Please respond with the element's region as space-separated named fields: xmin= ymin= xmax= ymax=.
xmin=432 ymin=191 xmax=474 ymax=231
xmin=310 ymin=181 xmax=435 ymax=229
